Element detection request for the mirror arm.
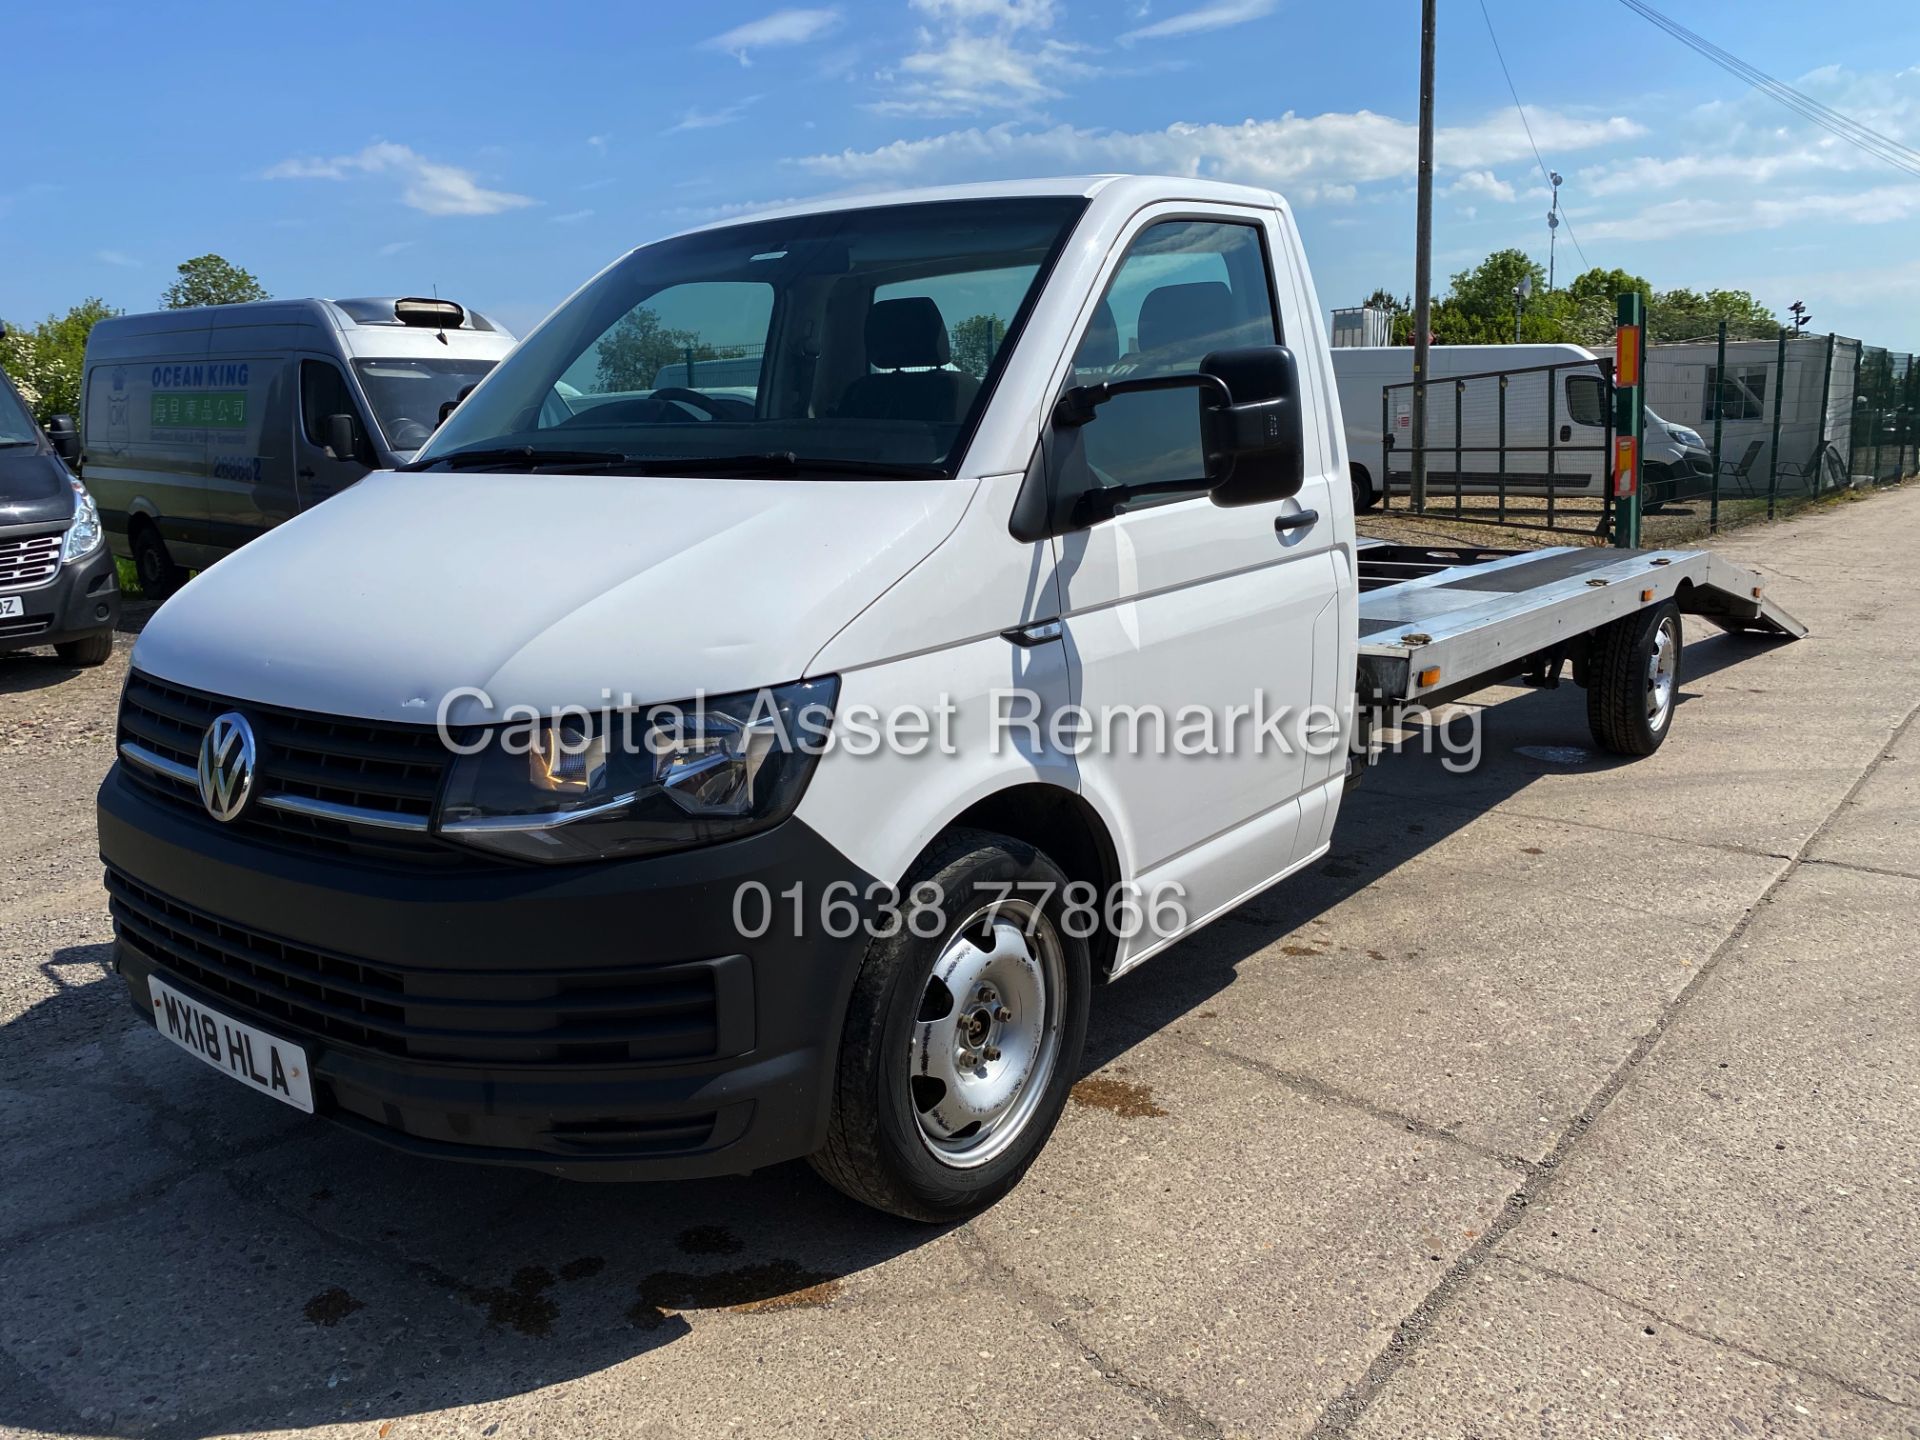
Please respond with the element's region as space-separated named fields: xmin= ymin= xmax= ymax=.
xmin=1071 ymin=473 xmax=1213 ymax=525
xmin=1054 ymin=372 xmax=1233 ymax=427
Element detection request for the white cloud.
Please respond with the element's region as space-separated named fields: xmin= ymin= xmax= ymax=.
xmin=797 ymin=107 xmax=1641 ymax=187
xmin=377 ymin=240 xmax=417 ymax=257
xmin=1119 ymin=0 xmax=1274 ymax=45
xmin=95 ymin=249 xmax=140 ymax=268
xmin=703 ymin=8 xmax=841 ymax=64
xmin=587 ymin=133 xmax=611 ymax=153
xmin=1583 ymin=181 xmax=1920 ymax=242
xmin=549 ymin=209 xmax=596 ymax=225
xmin=264 ymin=142 xmax=534 ymax=217
xmin=1447 ymin=169 xmax=1516 ymax=203
xmin=870 ymin=0 xmax=1100 ymax=118
xmin=667 ymin=97 xmax=763 ymax=133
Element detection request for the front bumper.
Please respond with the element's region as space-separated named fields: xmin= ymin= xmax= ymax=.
xmin=98 ymin=764 xmax=876 ymax=1179
xmin=0 ymin=540 xmax=119 ymax=652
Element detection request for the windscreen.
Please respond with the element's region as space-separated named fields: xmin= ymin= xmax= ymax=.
xmin=413 ymin=197 xmax=1087 ymax=476
xmin=0 ymin=375 xmax=38 ymax=445
xmin=352 ymin=357 xmax=499 ymax=453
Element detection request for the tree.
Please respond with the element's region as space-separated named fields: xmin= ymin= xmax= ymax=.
xmin=161 ymin=254 xmax=269 ymax=309
xmin=1646 ymin=288 xmax=1778 ymax=344
xmin=595 ymin=307 xmax=716 ymax=391
xmin=0 ymin=298 xmax=118 ymax=421
xmin=948 ymin=313 xmax=1007 ymax=378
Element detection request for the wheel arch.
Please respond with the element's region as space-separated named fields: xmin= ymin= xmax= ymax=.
xmin=937 ymin=782 xmax=1124 ymax=979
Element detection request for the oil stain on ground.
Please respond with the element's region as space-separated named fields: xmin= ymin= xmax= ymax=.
xmin=558 ymin=1256 xmax=605 ymax=1282
xmin=1070 ymin=1075 xmax=1168 ymax=1119
xmin=676 ymin=1225 xmax=744 ymax=1256
xmin=629 ymin=1261 xmax=841 ymax=1329
xmin=303 ymin=1287 xmax=365 ymax=1327
xmin=473 ymin=1266 xmax=560 ymax=1338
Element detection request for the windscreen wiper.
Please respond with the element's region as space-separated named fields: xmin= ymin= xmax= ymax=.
xmin=527 ymin=451 xmax=951 ymax=478
xmin=397 ymin=445 xmax=630 ymax=472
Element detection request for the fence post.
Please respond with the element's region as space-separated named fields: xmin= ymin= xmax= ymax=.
xmin=1709 ymin=318 xmax=1727 ymax=534
xmin=1453 ymin=379 xmax=1465 ymax=518
xmin=1767 ymin=327 xmax=1786 ymax=520
xmin=1613 ymin=294 xmax=1645 ymax=548
xmin=1380 ymin=385 xmax=1392 ymax=512
xmin=1818 ymin=332 xmax=1837 ymax=491
xmin=1497 ymin=374 xmax=1508 ymax=525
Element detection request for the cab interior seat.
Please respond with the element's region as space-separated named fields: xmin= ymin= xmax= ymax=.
xmin=834 ymin=297 xmax=978 ymax=424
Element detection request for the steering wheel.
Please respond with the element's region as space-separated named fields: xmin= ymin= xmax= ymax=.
xmin=387 ymin=416 xmax=433 ymax=450
xmin=648 ymin=386 xmax=752 ymax=422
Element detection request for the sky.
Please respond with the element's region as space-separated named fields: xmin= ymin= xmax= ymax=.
xmin=4 ymin=0 xmax=1919 ymax=347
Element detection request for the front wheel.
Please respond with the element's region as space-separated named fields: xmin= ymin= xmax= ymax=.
xmin=810 ymin=829 xmax=1091 ymax=1221
xmin=1587 ymin=601 xmax=1681 ymax=756
xmin=55 ymin=631 xmax=115 ymax=667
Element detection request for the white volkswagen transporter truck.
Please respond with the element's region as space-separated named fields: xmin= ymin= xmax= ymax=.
xmin=97 ymin=177 xmax=1801 ymax=1220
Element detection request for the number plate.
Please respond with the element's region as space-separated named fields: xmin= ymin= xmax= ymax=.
xmin=0 ymin=596 xmax=22 ymax=619
xmin=147 ymin=975 xmax=315 ymax=1113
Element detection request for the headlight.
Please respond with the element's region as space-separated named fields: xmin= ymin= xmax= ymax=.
xmin=62 ymin=479 xmax=103 ymax=563
xmin=1666 ymin=425 xmax=1705 ymax=450
xmin=438 ymin=677 xmax=839 ymax=863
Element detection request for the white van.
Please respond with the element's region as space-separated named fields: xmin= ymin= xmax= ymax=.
xmin=1334 ymin=343 xmax=1711 ymax=510
xmin=96 ymin=177 xmax=1798 ymax=1221
xmin=80 ymin=298 xmax=515 ymax=596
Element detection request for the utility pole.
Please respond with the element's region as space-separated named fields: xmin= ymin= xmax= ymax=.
xmin=1547 ymin=171 xmax=1562 ymax=290
xmin=1410 ymin=0 xmax=1436 ymax=513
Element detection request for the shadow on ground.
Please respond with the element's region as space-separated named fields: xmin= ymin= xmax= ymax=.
xmin=0 ymin=629 xmax=1787 ymax=1438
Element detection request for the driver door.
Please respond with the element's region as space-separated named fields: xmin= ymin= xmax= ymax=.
xmin=1052 ymin=209 xmax=1341 ymax=968
xmin=294 ymin=357 xmax=374 ymax=511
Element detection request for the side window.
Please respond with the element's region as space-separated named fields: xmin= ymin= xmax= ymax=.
xmin=1565 ymin=373 xmax=1607 ymax=427
xmin=300 ymin=360 xmax=362 ymax=450
xmin=1064 ymin=220 xmax=1278 ymax=498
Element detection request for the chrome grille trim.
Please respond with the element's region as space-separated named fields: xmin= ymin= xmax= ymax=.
xmin=118 ymin=739 xmax=435 ymax=832
xmin=0 ymin=532 xmax=63 ymax=591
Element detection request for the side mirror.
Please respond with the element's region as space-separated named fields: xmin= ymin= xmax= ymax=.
xmin=45 ymin=413 xmax=80 ymax=463
xmin=324 ymin=413 xmax=366 ymax=465
xmin=437 ymin=383 xmax=478 ymax=429
xmin=1198 ymin=346 xmax=1305 ymax=506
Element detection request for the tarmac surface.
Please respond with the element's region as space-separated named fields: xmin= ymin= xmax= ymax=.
xmin=1 ymin=485 xmax=1915 ymax=1439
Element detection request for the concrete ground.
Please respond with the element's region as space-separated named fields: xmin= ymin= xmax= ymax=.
xmin=1 ymin=486 xmax=1916 ymax=1440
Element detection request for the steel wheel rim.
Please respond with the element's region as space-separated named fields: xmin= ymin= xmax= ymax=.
xmin=909 ymin=898 xmax=1065 ymax=1170
xmin=1647 ymin=615 xmax=1678 ymax=730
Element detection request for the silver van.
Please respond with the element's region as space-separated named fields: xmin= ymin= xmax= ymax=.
xmin=80 ymin=297 xmax=515 ymax=595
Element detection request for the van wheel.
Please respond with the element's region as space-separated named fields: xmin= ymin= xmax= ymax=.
xmin=130 ymin=523 xmax=186 ymax=600
xmin=810 ymin=828 xmax=1090 ymax=1222
xmin=1588 ymin=601 xmax=1681 ymax=756
xmin=1351 ymin=465 xmax=1380 ymax=512
xmin=55 ymin=631 xmax=115 ymax=667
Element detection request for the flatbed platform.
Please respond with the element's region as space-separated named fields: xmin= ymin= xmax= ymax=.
xmin=1353 ymin=541 xmax=1806 ymax=703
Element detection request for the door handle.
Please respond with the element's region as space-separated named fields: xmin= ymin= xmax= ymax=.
xmin=1274 ymin=509 xmax=1319 ymax=533
xmin=1559 ymin=424 xmax=1572 ymax=442
xmin=298 ymin=467 xmax=316 ymax=480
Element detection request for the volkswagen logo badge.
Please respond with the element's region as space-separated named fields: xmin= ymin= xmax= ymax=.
xmin=197 ymin=712 xmax=257 ymax=823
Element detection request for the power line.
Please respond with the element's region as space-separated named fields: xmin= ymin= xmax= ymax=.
xmin=1616 ymin=0 xmax=1920 ymax=179
xmin=1476 ymin=0 xmax=1591 ymax=272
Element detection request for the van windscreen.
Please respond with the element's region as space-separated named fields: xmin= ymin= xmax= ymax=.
xmin=353 ymin=358 xmax=499 ymax=453
xmin=410 ymin=196 xmax=1088 ymax=478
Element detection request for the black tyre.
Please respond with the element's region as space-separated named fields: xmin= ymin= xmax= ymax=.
xmin=130 ymin=523 xmax=187 ymax=600
xmin=55 ymin=631 xmax=114 ymax=667
xmin=1587 ymin=601 xmax=1681 ymax=756
xmin=1351 ymin=465 xmax=1380 ymax=512
xmin=810 ymin=828 xmax=1091 ymax=1222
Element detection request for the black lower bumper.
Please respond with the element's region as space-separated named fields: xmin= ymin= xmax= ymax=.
xmin=0 ymin=542 xmax=120 ymax=652
xmin=98 ymin=765 xmax=875 ymax=1180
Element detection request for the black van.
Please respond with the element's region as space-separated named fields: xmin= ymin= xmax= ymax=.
xmin=0 ymin=365 xmax=120 ymax=665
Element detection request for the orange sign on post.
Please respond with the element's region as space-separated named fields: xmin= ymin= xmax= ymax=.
xmin=1615 ymin=325 xmax=1640 ymax=388
xmin=1614 ymin=435 xmax=1638 ymax=497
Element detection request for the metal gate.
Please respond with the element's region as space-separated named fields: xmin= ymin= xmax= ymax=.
xmin=1375 ymin=357 xmax=1617 ymax=538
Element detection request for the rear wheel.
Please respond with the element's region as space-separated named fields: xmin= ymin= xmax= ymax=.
xmin=1351 ymin=464 xmax=1380 ymax=512
xmin=130 ymin=522 xmax=187 ymax=600
xmin=810 ymin=828 xmax=1091 ymax=1222
xmin=55 ymin=631 xmax=114 ymax=667
xmin=1587 ymin=601 xmax=1681 ymax=756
